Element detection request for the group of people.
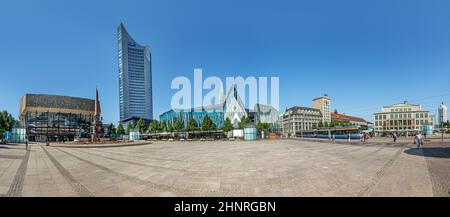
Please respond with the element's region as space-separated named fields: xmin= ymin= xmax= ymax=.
xmin=391 ymin=131 xmax=424 ymax=148
xmin=359 ymin=132 xmax=370 ymax=142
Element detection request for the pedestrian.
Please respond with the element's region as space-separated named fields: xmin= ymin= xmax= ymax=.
xmin=360 ymin=133 xmax=364 ymax=142
xmin=393 ymin=132 xmax=397 ymax=142
xmin=332 ymin=133 xmax=336 ymax=142
xmin=415 ymin=132 xmax=422 ymax=148
xmin=348 ymin=133 xmax=351 ymax=143
xmin=25 ymin=138 xmax=28 ymax=151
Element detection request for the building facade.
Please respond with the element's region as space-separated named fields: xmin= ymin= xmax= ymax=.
xmin=282 ymin=106 xmax=322 ymax=137
xmin=118 ymin=23 xmax=153 ymax=123
xmin=19 ymin=94 xmax=96 ymax=142
xmin=254 ymin=104 xmax=281 ymax=132
xmin=159 ymin=85 xmax=249 ymax=130
xmin=438 ymin=102 xmax=448 ymax=125
xmin=312 ymin=94 xmax=331 ymax=123
xmin=373 ymin=101 xmax=434 ymax=134
xmin=331 ymin=112 xmax=367 ymax=127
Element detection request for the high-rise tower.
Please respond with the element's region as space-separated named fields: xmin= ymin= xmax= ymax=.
xmin=438 ymin=101 xmax=448 ymax=124
xmin=118 ymin=23 xmax=153 ymax=123
xmin=312 ymin=94 xmax=331 ymax=123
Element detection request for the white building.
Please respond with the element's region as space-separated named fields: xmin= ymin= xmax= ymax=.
xmin=282 ymin=106 xmax=322 ymax=137
xmin=373 ymin=101 xmax=434 ymax=133
xmin=438 ymin=102 xmax=448 ymax=125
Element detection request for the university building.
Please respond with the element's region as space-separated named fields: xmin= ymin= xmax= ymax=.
xmin=159 ymin=85 xmax=250 ymax=130
xmin=373 ymin=101 xmax=434 ymax=134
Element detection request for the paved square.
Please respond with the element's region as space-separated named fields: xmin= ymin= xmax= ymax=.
xmin=0 ymin=139 xmax=449 ymax=197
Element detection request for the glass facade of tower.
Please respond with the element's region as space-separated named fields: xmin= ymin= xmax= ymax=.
xmin=118 ymin=23 xmax=153 ymax=122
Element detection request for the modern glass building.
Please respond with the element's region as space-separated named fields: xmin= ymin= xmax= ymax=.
xmin=118 ymin=23 xmax=153 ymax=123
xmin=19 ymin=94 xmax=96 ymax=142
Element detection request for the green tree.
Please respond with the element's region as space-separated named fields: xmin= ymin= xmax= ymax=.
xmin=0 ymin=111 xmax=17 ymax=136
xmin=107 ymin=123 xmax=116 ymax=137
xmin=159 ymin=122 xmax=167 ymax=132
xmin=201 ymin=115 xmax=216 ymax=131
xmin=125 ymin=124 xmax=133 ymax=135
xmin=256 ymin=121 xmax=270 ymax=132
xmin=167 ymin=125 xmax=173 ymax=132
xmin=173 ymin=119 xmax=184 ymax=131
xmin=136 ymin=119 xmax=146 ymax=133
xmin=186 ymin=118 xmax=198 ymax=132
xmin=148 ymin=120 xmax=159 ymax=133
xmin=116 ymin=123 xmax=125 ymax=135
xmin=220 ymin=117 xmax=234 ymax=132
xmin=238 ymin=116 xmax=251 ymax=129
xmin=317 ymin=121 xmax=323 ymax=128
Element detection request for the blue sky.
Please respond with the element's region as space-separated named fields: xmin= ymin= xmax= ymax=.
xmin=1 ymin=0 xmax=449 ymax=123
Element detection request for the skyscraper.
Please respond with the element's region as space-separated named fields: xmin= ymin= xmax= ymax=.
xmin=438 ymin=101 xmax=448 ymax=125
xmin=117 ymin=23 xmax=153 ymax=123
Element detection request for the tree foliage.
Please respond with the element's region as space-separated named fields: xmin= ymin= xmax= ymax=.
xmin=173 ymin=119 xmax=184 ymax=131
xmin=238 ymin=116 xmax=251 ymax=129
xmin=116 ymin=123 xmax=125 ymax=135
xmin=136 ymin=119 xmax=146 ymax=133
xmin=125 ymin=124 xmax=133 ymax=135
xmin=201 ymin=115 xmax=216 ymax=131
xmin=106 ymin=123 xmax=116 ymax=137
xmin=256 ymin=121 xmax=270 ymax=132
xmin=148 ymin=120 xmax=159 ymax=133
xmin=0 ymin=111 xmax=16 ymax=135
xmin=186 ymin=118 xmax=198 ymax=132
xmin=220 ymin=117 xmax=234 ymax=132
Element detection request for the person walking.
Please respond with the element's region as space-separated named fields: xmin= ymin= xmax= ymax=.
xmin=415 ymin=132 xmax=422 ymax=148
xmin=25 ymin=138 xmax=29 ymax=151
xmin=393 ymin=132 xmax=397 ymax=142
xmin=348 ymin=133 xmax=351 ymax=143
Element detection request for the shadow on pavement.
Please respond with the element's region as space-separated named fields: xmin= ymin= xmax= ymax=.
xmin=404 ymin=147 xmax=450 ymax=159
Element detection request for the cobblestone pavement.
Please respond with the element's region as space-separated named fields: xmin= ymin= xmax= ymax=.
xmin=0 ymin=139 xmax=448 ymax=197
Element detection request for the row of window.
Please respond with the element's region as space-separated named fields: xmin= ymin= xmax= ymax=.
xmin=374 ymin=120 xmax=429 ymax=126
xmin=374 ymin=112 xmax=428 ymax=120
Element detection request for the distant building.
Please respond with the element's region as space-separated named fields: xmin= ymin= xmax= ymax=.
xmin=159 ymin=85 xmax=250 ymax=130
xmin=118 ymin=23 xmax=153 ymax=124
xmin=438 ymin=101 xmax=448 ymax=125
xmin=373 ymin=101 xmax=434 ymax=134
xmin=254 ymin=104 xmax=281 ymax=132
xmin=19 ymin=93 xmax=96 ymax=142
xmin=312 ymin=94 xmax=331 ymax=123
xmin=331 ymin=112 xmax=367 ymax=127
xmin=282 ymin=106 xmax=322 ymax=137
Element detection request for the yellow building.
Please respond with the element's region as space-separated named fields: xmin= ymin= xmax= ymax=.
xmin=312 ymin=94 xmax=331 ymax=123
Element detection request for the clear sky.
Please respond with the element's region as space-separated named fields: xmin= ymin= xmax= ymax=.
xmin=1 ymin=0 xmax=449 ymax=124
